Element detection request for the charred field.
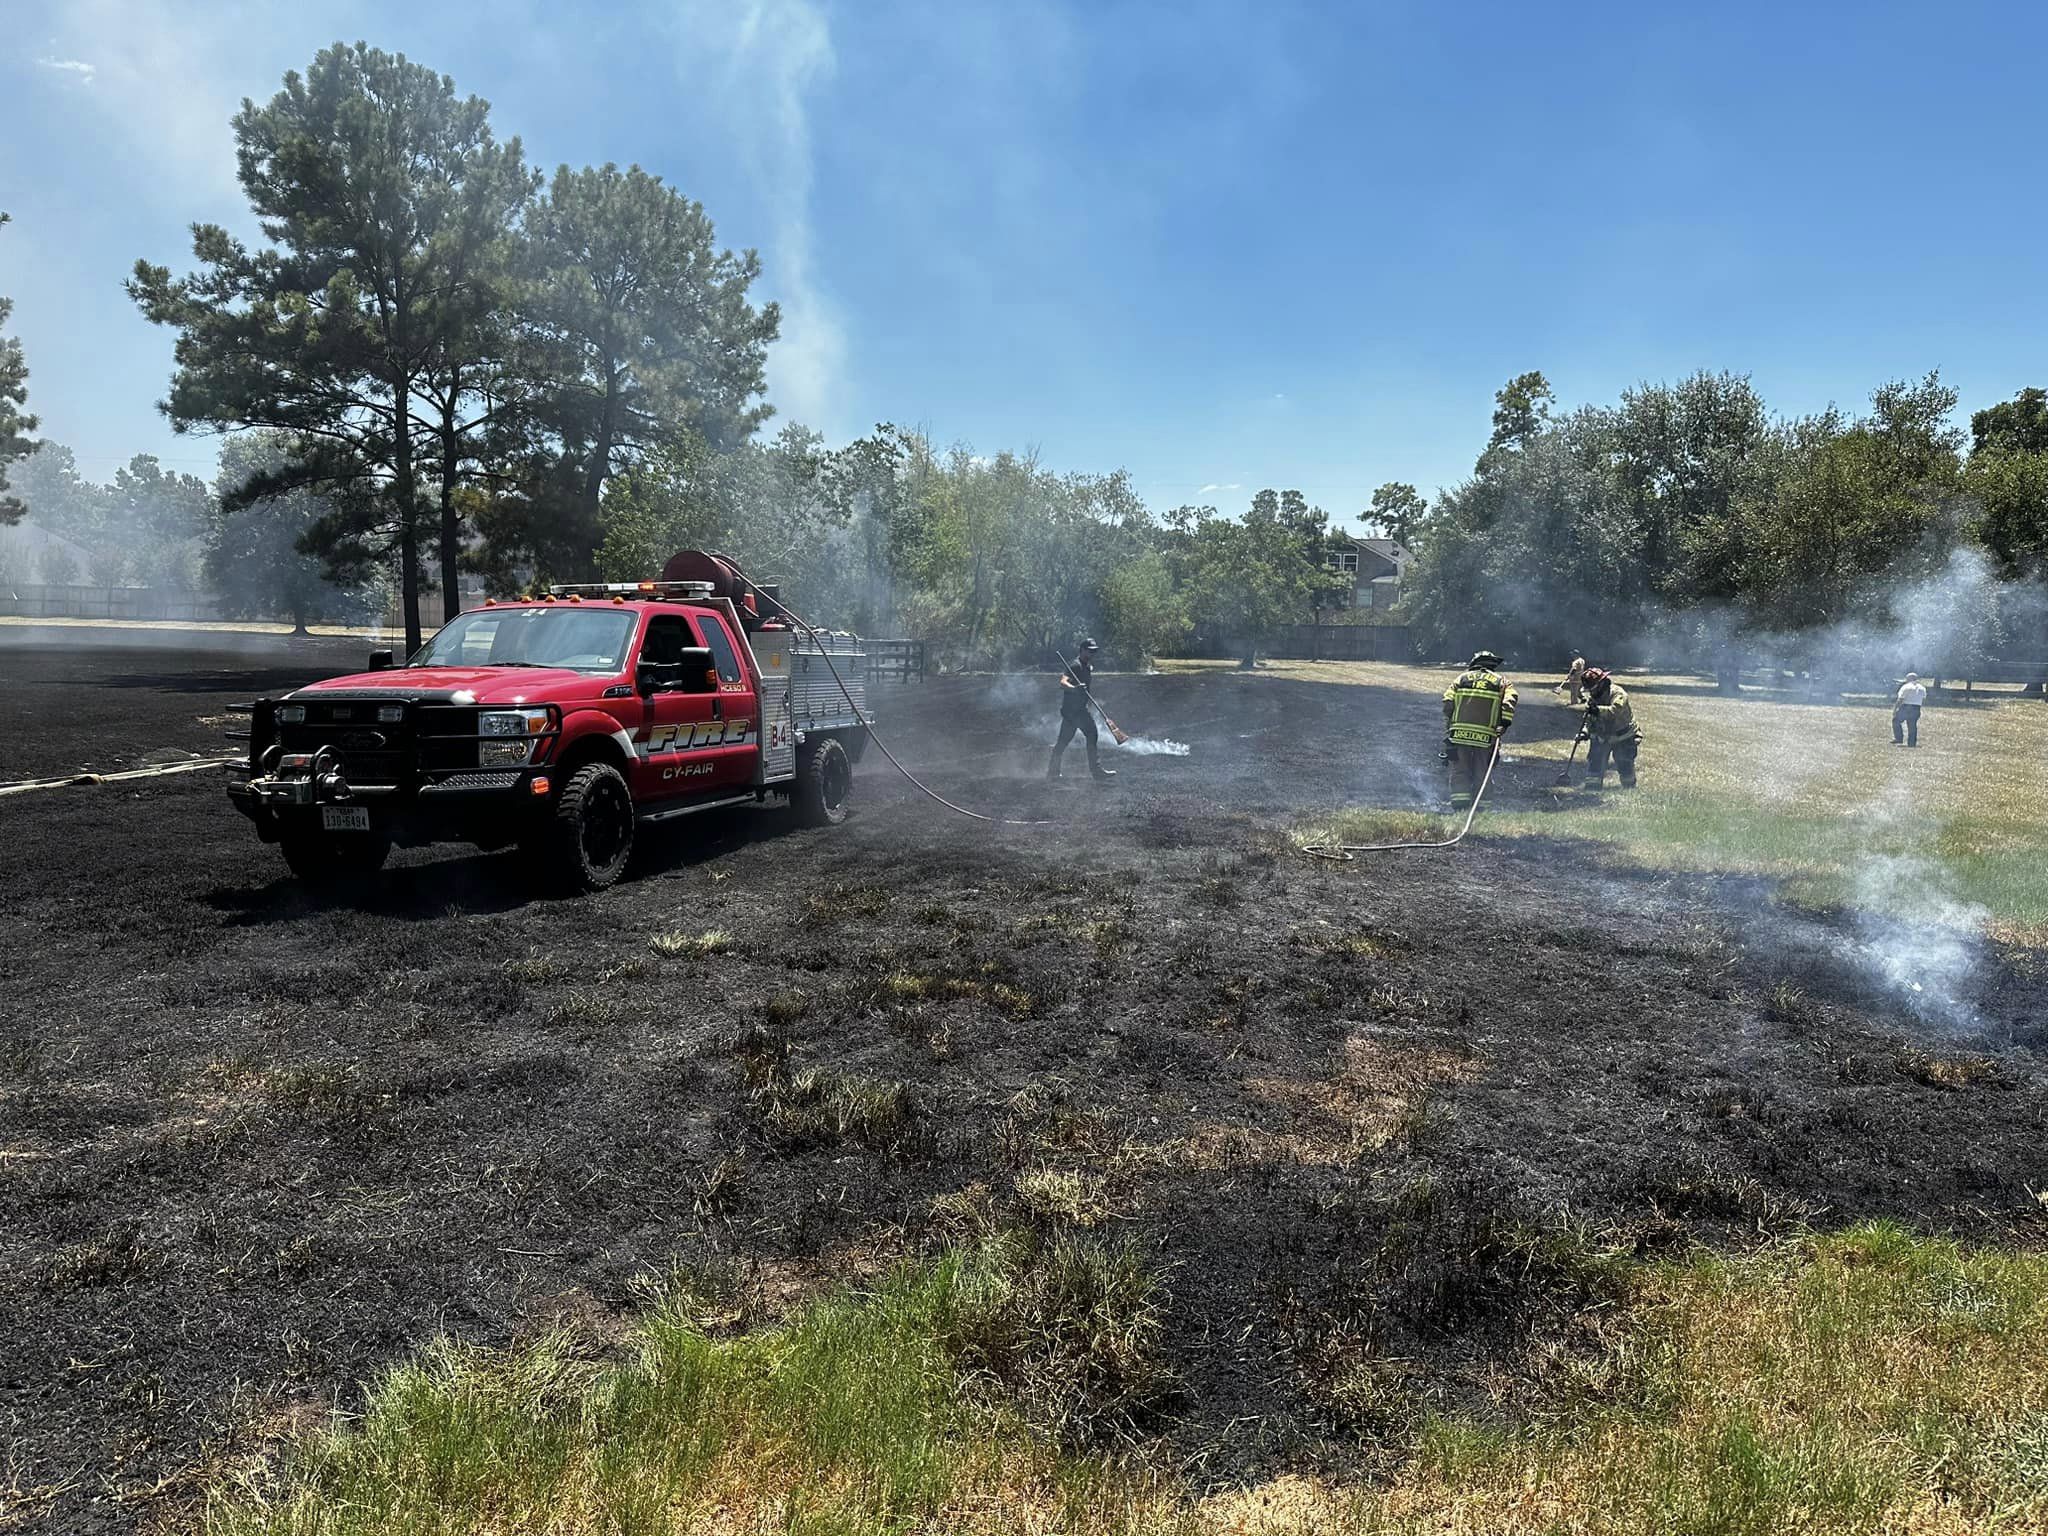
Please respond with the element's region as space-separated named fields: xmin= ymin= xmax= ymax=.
xmin=3 ymin=640 xmax=2046 ymax=1533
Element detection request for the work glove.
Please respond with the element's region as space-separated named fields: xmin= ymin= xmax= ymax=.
xmin=1575 ymin=729 xmax=1589 ymax=743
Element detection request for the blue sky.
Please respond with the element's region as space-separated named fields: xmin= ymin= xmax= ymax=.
xmin=3 ymin=0 xmax=2043 ymax=531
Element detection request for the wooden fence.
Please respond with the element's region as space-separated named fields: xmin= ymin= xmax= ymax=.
xmin=0 ymin=585 xmax=227 ymax=622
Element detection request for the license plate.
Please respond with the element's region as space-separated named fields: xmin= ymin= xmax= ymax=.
xmin=321 ymin=806 xmax=371 ymax=832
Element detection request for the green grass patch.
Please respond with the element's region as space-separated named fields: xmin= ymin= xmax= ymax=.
xmin=204 ymin=1222 xmax=2048 ymax=1534
xmin=204 ymin=1232 xmax=1175 ymax=1536
xmin=1282 ymin=665 xmax=2048 ymax=934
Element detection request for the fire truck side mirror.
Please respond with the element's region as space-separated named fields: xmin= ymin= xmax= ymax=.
xmin=367 ymin=650 xmax=394 ymax=671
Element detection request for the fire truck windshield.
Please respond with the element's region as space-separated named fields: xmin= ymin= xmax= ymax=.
xmin=410 ymin=607 xmax=638 ymax=673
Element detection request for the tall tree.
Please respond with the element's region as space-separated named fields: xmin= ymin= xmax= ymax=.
xmin=1167 ymin=494 xmax=1327 ymax=667
xmin=1485 ymin=370 xmax=1554 ymax=458
xmin=500 ymin=163 xmax=779 ymax=577
xmin=131 ymin=43 xmax=529 ymax=651
xmin=1364 ymin=482 xmax=1427 ymax=547
xmin=1970 ymin=386 xmax=2048 ymax=457
xmin=1964 ymin=385 xmax=2048 ymax=580
xmin=106 ymin=455 xmax=216 ymax=587
xmin=0 ymin=213 xmax=37 ymax=522
xmin=209 ymin=433 xmax=372 ymax=633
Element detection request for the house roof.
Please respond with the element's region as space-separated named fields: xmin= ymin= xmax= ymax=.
xmin=1330 ymin=532 xmax=1414 ymax=560
xmin=0 ymin=520 xmax=94 ymax=569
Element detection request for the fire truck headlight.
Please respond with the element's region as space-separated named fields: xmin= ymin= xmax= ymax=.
xmin=376 ymin=704 xmax=405 ymax=723
xmin=276 ymin=705 xmax=306 ymax=724
xmin=479 ymin=710 xmax=549 ymax=737
xmin=479 ymin=711 xmax=549 ymax=766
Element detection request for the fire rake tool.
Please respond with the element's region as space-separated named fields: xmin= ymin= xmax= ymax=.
xmin=1554 ymin=705 xmax=1595 ymax=786
xmin=1054 ymin=649 xmax=1131 ymax=745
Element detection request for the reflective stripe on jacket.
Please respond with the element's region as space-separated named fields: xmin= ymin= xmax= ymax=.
xmin=1441 ymin=669 xmax=1517 ymax=747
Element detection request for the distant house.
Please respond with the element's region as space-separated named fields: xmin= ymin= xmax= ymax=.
xmin=1317 ymin=534 xmax=1413 ymax=613
xmin=0 ymin=521 xmax=98 ymax=590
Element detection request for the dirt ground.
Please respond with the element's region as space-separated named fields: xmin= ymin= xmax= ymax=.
xmin=3 ymin=640 xmax=2044 ymax=1533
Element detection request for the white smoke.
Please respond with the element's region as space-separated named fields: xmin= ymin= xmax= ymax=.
xmin=1117 ymin=736 xmax=1190 ymax=757
xmin=1847 ymin=856 xmax=1988 ymax=1033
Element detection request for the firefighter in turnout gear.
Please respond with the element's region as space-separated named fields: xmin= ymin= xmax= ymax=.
xmin=1577 ymin=667 xmax=1642 ymax=789
xmin=1049 ymin=638 xmax=1115 ymax=781
xmin=1441 ymin=651 xmax=1517 ymax=811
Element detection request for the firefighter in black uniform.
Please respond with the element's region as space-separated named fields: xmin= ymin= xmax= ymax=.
xmin=1049 ymin=638 xmax=1116 ymax=781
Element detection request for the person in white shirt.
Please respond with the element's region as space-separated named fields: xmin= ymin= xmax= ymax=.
xmin=1893 ymin=673 xmax=1927 ymax=747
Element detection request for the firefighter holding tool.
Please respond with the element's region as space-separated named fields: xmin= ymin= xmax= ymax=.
xmin=1577 ymin=667 xmax=1642 ymax=789
xmin=1049 ymin=638 xmax=1116 ymax=782
xmin=1441 ymin=651 xmax=1517 ymax=811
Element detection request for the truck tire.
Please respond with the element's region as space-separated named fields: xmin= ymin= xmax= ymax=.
xmin=279 ymin=830 xmax=391 ymax=884
xmin=526 ymin=761 xmax=636 ymax=893
xmin=793 ymin=736 xmax=853 ymax=827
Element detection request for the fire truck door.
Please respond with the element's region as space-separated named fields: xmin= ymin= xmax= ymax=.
xmin=694 ymin=612 xmax=761 ymax=790
xmin=634 ymin=615 xmax=721 ymax=800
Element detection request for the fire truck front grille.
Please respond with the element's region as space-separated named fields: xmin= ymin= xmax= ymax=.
xmin=275 ymin=703 xmax=480 ymax=786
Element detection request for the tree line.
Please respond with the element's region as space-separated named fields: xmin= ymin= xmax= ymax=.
xmin=7 ymin=42 xmax=2043 ymax=674
xmin=1407 ymin=370 xmax=2048 ymax=675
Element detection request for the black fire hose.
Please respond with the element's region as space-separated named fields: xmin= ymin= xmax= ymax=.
xmin=714 ymin=557 xmax=1050 ymax=828
xmin=1299 ymin=741 xmax=1501 ymax=862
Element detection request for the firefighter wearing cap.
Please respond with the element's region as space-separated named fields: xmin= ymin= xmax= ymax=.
xmin=1562 ymin=652 xmax=1588 ymax=706
xmin=1577 ymin=668 xmax=1642 ymax=789
xmin=1893 ymin=673 xmax=1926 ymax=747
xmin=1441 ymin=651 xmax=1517 ymax=811
xmin=1049 ymin=638 xmax=1116 ymax=782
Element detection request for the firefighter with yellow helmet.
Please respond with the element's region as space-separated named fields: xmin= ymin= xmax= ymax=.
xmin=1441 ymin=650 xmax=1517 ymax=811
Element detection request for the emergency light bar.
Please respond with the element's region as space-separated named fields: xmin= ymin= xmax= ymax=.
xmin=544 ymin=580 xmax=717 ymax=600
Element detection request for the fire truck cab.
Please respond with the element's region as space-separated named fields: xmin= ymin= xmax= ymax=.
xmin=227 ymin=552 xmax=869 ymax=892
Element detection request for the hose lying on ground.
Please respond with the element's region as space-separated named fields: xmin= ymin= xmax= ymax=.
xmin=0 ymin=756 xmax=242 ymax=798
xmin=1298 ymin=743 xmax=1500 ymax=862
xmin=721 ymin=559 xmax=1052 ymax=828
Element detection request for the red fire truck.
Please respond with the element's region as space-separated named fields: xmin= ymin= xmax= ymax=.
xmin=227 ymin=553 xmax=869 ymax=892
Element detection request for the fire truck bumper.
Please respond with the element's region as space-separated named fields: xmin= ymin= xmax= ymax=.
xmin=228 ymin=762 xmax=545 ymax=843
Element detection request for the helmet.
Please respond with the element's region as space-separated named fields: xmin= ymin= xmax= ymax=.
xmin=1079 ymin=637 xmax=1100 ymax=652
xmin=1469 ymin=650 xmax=1503 ymax=670
xmin=1581 ymin=666 xmax=1612 ymax=694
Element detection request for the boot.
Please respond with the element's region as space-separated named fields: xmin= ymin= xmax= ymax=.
xmin=1092 ymin=766 xmax=1117 ymax=782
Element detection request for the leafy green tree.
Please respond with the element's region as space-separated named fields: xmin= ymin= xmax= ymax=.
xmin=209 ymin=434 xmax=372 ymax=632
xmin=590 ymin=435 xmax=721 ymax=583
xmin=107 ymin=455 xmax=215 ymax=587
xmin=1738 ymin=374 xmax=1963 ymax=632
xmin=5 ymin=443 xmax=102 ymax=543
xmin=131 ymin=43 xmax=531 ymax=651
xmin=1364 ymin=482 xmax=1426 ymax=547
xmin=498 ymin=163 xmax=779 ymax=577
xmin=1167 ymin=494 xmax=1326 ymax=666
xmin=1485 ymin=370 xmax=1554 ymax=458
xmin=1970 ymin=386 xmax=2048 ymax=457
xmin=0 ymin=213 xmax=35 ymax=523
xmin=1098 ymin=549 xmax=1188 ymax=663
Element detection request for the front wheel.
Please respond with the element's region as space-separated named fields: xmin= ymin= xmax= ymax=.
xmin=523 ymin=762 xmax=636 ymax=893
xmin=793 ymin=737 xmax=853 ymax=827
xmin=279 ymin=829 xmax=391 ymax=885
